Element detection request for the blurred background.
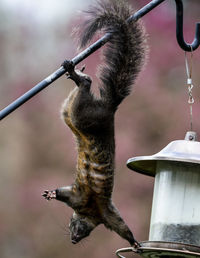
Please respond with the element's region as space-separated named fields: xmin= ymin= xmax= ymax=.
xmin=0 ymin=0 xmax=200 ymax=257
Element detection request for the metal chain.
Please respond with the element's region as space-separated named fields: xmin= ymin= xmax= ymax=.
xmin=185 ymin=49 xmax=194 ymax=131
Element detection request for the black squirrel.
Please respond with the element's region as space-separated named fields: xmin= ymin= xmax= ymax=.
xmin=43 ymin=0 xmax=146 ymax=248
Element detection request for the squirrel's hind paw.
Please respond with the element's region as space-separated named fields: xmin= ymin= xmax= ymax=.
xmin=62 ymin=60 xmax=75 ymax=73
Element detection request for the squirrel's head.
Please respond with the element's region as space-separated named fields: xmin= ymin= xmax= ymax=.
xmin=69 ymin=213 xmax=96 ymax=244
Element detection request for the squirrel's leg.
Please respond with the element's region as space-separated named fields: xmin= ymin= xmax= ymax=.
xmin=42 ymin=187 xmax=72 ymax=202
xmin=42 ymin=189 xmax=56 ymax=200
xmin=103 ymin=202 xmax=140 ymax=248
xmin=42 ymin=185 xmax=83 ymax=209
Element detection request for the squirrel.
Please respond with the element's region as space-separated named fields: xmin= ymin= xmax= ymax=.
xmin=43 ymin=0 xmax=146 ymax=248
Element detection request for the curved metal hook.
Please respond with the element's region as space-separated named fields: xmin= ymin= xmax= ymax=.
xmin=175 ymin=0 xmax=200 ymax=52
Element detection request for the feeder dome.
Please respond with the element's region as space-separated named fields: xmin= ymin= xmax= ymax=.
xmin=127 ymin=131 xmax=200 ymax=177
xmin=124 ymin=132 xmax=200 ymax=257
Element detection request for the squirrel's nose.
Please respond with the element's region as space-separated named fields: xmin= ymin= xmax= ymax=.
xmin=71 ymin=240 xmax=77 ymax=244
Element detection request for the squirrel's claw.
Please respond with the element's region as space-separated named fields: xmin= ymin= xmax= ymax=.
xmin=62 ymin=60 xmax=75 ymax=73
xmin=65 ymin=73 xmax=72 ymax=79
xmin=132 ymin=241 xmax=142 ymax=253
xmin=80 ymin=65 xmax=86 ymax=72
xmin=66 ymin=64 xmax=86 ymax=79
xmin=62 ymin=60 xmax=86 ymax=79
xmin=62 ymin=60 xmax=76 ymax=79
xmin=42 ymin=190 xmax=56 ymax=201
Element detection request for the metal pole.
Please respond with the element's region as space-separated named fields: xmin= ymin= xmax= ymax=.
xmin=175 ymin=0 xmax=200 ymax=52
xmin=0 ymin=0 xmax=166 ymax=121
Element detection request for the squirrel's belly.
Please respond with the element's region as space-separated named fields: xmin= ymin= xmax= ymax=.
xmin=89 ymin=167 xmax=113 ymax=194
xmin=61 ymin=87 xmax=80 ymax=136
xmin=77 ymin=159 xmax=114 ymax=195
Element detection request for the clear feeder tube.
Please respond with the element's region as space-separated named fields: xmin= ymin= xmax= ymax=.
xmin=149 ymin=160 xmax=200 ymax=246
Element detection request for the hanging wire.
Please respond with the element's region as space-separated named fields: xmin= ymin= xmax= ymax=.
xmin=185 ymin=47 xmax=195 ymax=131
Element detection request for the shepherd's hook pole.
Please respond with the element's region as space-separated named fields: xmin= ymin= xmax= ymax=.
xmin=0 ymin=0 xmax=172 ymax=121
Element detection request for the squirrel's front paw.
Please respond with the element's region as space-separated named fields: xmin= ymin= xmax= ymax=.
xmin=42 ymin=190 xmax=56 ymax=201
xmin=132 ymin=240 xmax=141 ymax=253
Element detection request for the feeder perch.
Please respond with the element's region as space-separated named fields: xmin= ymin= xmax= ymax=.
xmin=119 ymin=131 xmax=200 ymax=257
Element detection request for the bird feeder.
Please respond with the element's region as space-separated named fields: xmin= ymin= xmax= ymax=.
xmin=117 ymin=131 xmax=200 ymax=258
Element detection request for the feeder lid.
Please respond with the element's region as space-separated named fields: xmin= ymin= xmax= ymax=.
xmin=127 ymin=131 xmax=200 ymax=177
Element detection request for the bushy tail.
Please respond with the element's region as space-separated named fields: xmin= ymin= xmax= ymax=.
xmin=78 ymin=0 xmax=147 ymax=109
